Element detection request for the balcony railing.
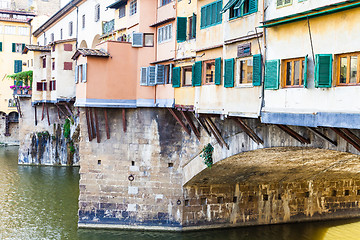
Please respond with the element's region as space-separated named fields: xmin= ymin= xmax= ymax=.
xmin=10 ymin=85 xmax=32 ymax=97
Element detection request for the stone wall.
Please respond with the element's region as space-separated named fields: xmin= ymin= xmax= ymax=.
xmin=0 ymin=113 xmax=19 ymax=145
xmin=18 ymin=98 xmax=79 ymax=165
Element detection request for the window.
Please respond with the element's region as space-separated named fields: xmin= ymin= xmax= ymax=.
xmin=200 ymin=0 xmax=222 ymax=29
xmin=18 ymin=27 xmax=29 ymax=35
xmin=276 ymin=0 xmax=292 ymax=8
xmin=4 ymin=25 xmax=16 ymax=34
xmin=50 ymin=33 xmax=54 ymax=42
xmin=229 ymin=0 xmax=257 ymax=19
xmin=60 ymin=29 xmax=63 ymax=39
xmin=164 ymin=64 xmax=172 ymax=84
xmin=42 ymin=57 xmax=46 ymax=68
xmin=236 ymin=58 xmax=253 ymax=85
xmin=14 ymin=60 xmax=22 ymax=73
xmin=0 ymin=42 xmax=2 ymax=52
xmin=182 ymin=67 xmax=192 ymax=86
xmin=130 ymin=0 xmax=137 ymax=16
xmin=188 ymin=14 xmax=196 ymax=39
xmin=119 ymin=5 xmax=125 ymax=18
xmin=161 ymin=0 xmax=171 ymax=6
xmin=95 ymin=4 xmax=100 ymax=22
xmin=69 ymin=21 xmax=73 ymax=36
xmin=82 ymin=14 xmax=85 ymax=29
xmin=78 ymin=65 xmax=83 ymax=82
xmin=12 ymin=43 xmax=25 ymax=53
xmin=51 ymin=58 xmax=55 ymax=70
xmin=337 ymin=53 xmax=360 ymax=85
xmin=36 ymin=82 xmax=47 ymax=91
xmin=64 ymin=62 xmax=73 ymax=70
xmin=64 ymin=44 xmax=73 ymax=51
xmin=158 ymin=24 xmax=172 ymax=43
xmin=203 ymin=60 xmax=215 ymax=84
xmin=282 ymin=57 xmax=305 ymax=87
xmin=144 ymin=33 xmax=154 ymax=47
xmin=50 ymin=80 xmax=56 ymax=91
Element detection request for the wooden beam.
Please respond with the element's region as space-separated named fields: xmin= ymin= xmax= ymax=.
xmin=307 ymin=127 xmax=337 ymax=147
xmin=204 ymin=117 xmax=223 ymax=148
xmin=55 ymin=103 xmax=67 ymax=118
xmin=206 ymin=117 xmax=229 ymax=149
xmin=41 ymin=102 xmax=45 ymax=121
xmin=168 ymin=108 xmax=191 ymax=136
xmin=341 ymin=128 xmax=360 ymax=147
xmin=34 ymin=105 xmax=37 ymax=126
xmin=15 ymin=97 xmax=22 ymax=118
xmin=122 ymin=108 xmax=126 ymax=132
xmin=64 ymin=102 xmax=74 ymax=119
xmin=94 ymin=108 xmax=100 ymax=143
xmin=277 ymin=125 xmax=310 ymax=144
xmin=181 ymin=111 xmax=200 ymax=140
xmin=85 ymin=108 xmax=92 ymax=141
xmin=89 ymin=108 xmax=96 ymax=139
xmin=46 ymin=103 xmax=50 ymax=126
xmin=331 ymin=128 xmax=360 ymax=152
xmin=104 ymin=108 xmax=110 ymax=139
xmin=234 ymin=118 xmax=264 ymax=144
xmin=195 ymin=115 xmax=211 ymax=137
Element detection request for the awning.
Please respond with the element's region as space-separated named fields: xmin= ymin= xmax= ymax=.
xmin=220 ymin=0 xmax=238 ymax=13
xmin=234 ymin=0 xmax=246 ymax=10
xmin=107 ymin=0 xmax=127 ymax=9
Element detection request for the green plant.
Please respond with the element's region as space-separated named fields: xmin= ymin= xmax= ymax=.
xmin=69 ymin=141 xmax=75 ymax=153
xmin=37 ymin=131 xmax=50 ymax=138
xmin=63 ymin=118 xmax=71 ymax=139
xmin=7 ymin=70 xmax=33 ymax=87
xmin=200 ymin=143 xmax=214 ymax=168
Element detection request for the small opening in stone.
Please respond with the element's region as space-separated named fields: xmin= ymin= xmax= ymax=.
xmin=357 ymin=190 xmax=360 ymax=195
xmin=233 ymin=196 xmax=237 ymax=203
xmin=200 ymin=198 xmax=207 ymax=205
xmin=331 ymin=190 xmax=337 ymax=197
xmin=248 ymin=195 xmax=253 ymax=202
xmin=168 ymin=162 xmax=173 ymax=168
xmin=217 ymin=197 xmax=224 ymax=204
xmin=185 ymin=200 xmax=189 ymax=206
xmin=131 ymin=161 xmax=135 ymax=166
xmin=97 ymin=160 xmax=101 ymax=165
xmin=278 ymin=194 xmax=282 ymax=200
xmin=263 ymin=194 xmax=268 ymax=201
xmin=305 ymin=192 xmax=310 ymax=198
xmin=345 ymin=190 xmax=350 ymax=196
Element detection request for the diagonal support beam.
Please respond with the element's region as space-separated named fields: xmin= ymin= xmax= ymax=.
xmin=94 ymin=108 xmax=100 ymax=143
xmin=234 ymin=118 xmax=263 ymax=145
xmin=307 ymin=127 xmax=337 ymax=147
xmin=55 ymin=103 xmax=67 ymax=118
xmin=195 ymin=115 xmax=211 ymax=137
xmin=180 ymin=111 xmax=200 ymax=140
xmin=168 ymin=108 xmax=191 ymax=136
xmin=277 ymin=124 xmax=310 ymax=144
xmin=332 ymin=128 xmax=360 ymax=152
xmin=341 ymin=128 xmax=360 ymax=147
xmin=104 ymin=108 xmax=110 ymax=139
xmin=46 ymin=103 xmax=50 ymax=126
xmin=206 ymin=117 xmax=229 ymax=149
xmin=85 ymin=108 xmax=92 ymax=141
xmin=203 ymin=117 xmax=223 ymax=148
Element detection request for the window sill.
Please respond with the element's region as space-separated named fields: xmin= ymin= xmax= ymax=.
xmin=182 ymin=85 xmax=193 ymax=87
xmin=235 ymin=83 xmax=253 ymax=88
xmin=282 ymin=85 xmax=304 ymax=88
xmin=158 ymin=38 xmax=172 ymax=44
xmin=336 ymin=84 xmax=360 ymax=87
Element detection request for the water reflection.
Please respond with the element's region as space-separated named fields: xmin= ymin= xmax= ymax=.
xmin=0 ymin=146 xmax=360 ymax=240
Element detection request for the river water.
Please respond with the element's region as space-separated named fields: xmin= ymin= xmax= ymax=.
xmin=1 ymin=147 xmax=360 ymax=240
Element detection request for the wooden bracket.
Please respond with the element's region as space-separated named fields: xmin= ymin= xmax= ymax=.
xmin=46 ymin=103 xmax=50 ymax=126
xmin=332 ymin=128 xmax=360 ymax=152
xmin=55 ymin=103 xmax=67 ymax=118
xmin=64 ymin=102 xmax=74 ymax=120
xmin=307 ymin=127 xmax=337 ymax=146
xmin=234 ymin=118 xmax=263 ymax=145
xmin=41 ymin=102 xmax=45 ymax=121
xmin=94 ymin=108 xmax=100 ymax=143
xmin=195 ymin=115 xmax=211 ymax=137
xmin=180 ymin=111 xmax=200 ymax=140
xmin=89 ymin=108 xmax=96 ymax=139
xmin=122 ymin=108 xmax=126 ymax=132
xmin=104 ymin=108 xmax=110 ymax=139
xmin=34 ymin=105 xmax=37 ymax=126
xmin=277 ymin=125 xmax=310 ymax=144
xmin=168 ymin=108 xmax=191 ymax=136
xmin=205 ymin=117 xmax=229 ymax=149
xmin=85 ymin=108 xmax=92 ymax=141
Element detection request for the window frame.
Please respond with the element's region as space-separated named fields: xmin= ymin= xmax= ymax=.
xmin=143 ymin=33 xmax=154 ymax=47
xmin=203 ymin=59 xmax=216 ymax=85
xmin=50 ymin=80 xmax=56 ymax=91
xmin=161 ymin=0 xmax=172 ymax=7
xmin=130 ymin=0 xmax=137 ymax=16
xmin=281 ymin=57 xmax=305 ymax=88
xmin=119 ymin=5 xmax=126 ymax=18
xmin=95 ymin=4 xmax=100 ymax=22
xmin=276 ymin=0 xmax=293 ymax=8
xmin=158 ymin=24 xmax=172 ymax=44
xmin=69 ymin=21 xmax=73 ymax=36
xmin=82 ymin=14 xmax=85 ymax=29
xmin=235 ymin=56 xmax=253 ymax=86
xmin=182 ymin=66 xmax=192 ymax=87
xmin=336 ymin=52 xmax=360 ymax=86
xmin=200 ymin=0 xmax=222 ymax=29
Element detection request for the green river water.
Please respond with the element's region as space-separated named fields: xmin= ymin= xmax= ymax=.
xmin=1 ymin=146 xmax=360 ymax=240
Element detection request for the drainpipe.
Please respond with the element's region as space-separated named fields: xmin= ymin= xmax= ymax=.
xmin=69 ymin=0 xmax=79 ymax=50
xmin=258 ymin=0 xmax=267 ymax=118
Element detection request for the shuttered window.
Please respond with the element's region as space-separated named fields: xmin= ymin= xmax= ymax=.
xmin=201 ymin=0 xmax=222 ymax=29
xmin=215 ymin=57 xmax=222 ymax=85
xmin=276 ymin=0 xmax=292 ymax=8
xmin=224 ymin=58 xmax=234 ymax=88
xmin=14 ymin=60 xmax=22 ymax=73
xmin=82 ymin=63 xmax=87 ymax=82
xmin=50 ymin=80 xmax=56 ymax=91
xmin=36 ymin=82 xmax=47 ymax=91
xmin=252 ymin=54 xmax=262 ymax=86
xmin=264 ymin=60 xmax=280 ymax=90
xmin=0 ymin=42 xmax=2 ymax=52
xmin=177 ymin=17 xmax=187 ymax=42
xmin=172 ymin=67 xmax=181 ymax=88
xmin=193 ymin=61 xmax=202 ymax=86
xmin=315 ymin=54 xmax=332 ymax=88
xmin=303 ymin=55 xmax=308 ymax=88
xmin=229 ymin=0 xmax=258 ymax=19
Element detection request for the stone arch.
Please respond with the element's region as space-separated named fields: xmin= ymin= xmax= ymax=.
xmin=79 ymin=40 xmax=88 ymax=48
xmin=8 ymin=111 xmax=19 ymax=122
xmin=91 ymin=34 xmax=101 ymax=48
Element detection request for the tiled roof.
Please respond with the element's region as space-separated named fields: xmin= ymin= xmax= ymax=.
xmin=23 ymin=45 xmax=51 ymax=54
xmin=72 ymin=48 xmax=110 ymax=60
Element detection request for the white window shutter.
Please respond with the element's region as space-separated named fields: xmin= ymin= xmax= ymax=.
xmin=75 ymin=65 xmax=78 ymax=83
xmin=82 ymin=63 xmax=87 ymax=82
xmin=140 ymin=67 xmax=148 ymax=86
xmin=169 ymin=63 xmax=173 ymax=84
xmin=147 ymin=66 xmax=156 ymax=86
xmin=155 ymin=64 xmax=165 ymax=84
xmin=132 ymin=32 xmax=143 ymax=47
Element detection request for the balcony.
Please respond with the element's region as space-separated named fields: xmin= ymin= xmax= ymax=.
xmin=11 ymin=85 xmax=32 ymax=97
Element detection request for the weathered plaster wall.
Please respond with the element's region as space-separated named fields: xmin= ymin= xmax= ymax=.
xmin=0 ymin=113 xmax=19 ymax=144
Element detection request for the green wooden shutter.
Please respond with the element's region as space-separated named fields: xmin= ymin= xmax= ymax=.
xmin=14 ymin=60 xmax=22 ymax=73
xmin=224 ymin=58 xmax=234 ymax=88
xmin=315 ymin=54 xmax=332 ymax=88
xmin=216 ymin=0 xmax=222 ymax=23
xmin=303 ymin=55 xmax=308 ymax=88
xmin=22 ymin=43 xmax=25 ymax=51
xmin=14 ymin=60 xmax=17 ymax=73
xmin=12 ymin=43 xmax=15 ymax=52
xmin=192 ymin=64 xmax=195 ymax=86
xmin=215 ymin=57 xmax=222 ymax=85
xmin=177 ymin=17 xmax=187 ymax=42
xmin=264 ymin=60 xmax=280 ymax=90
xmin=192 ymin=13 xmax=196 ymax=38
xmin=206 ymin=5 xmax=211 ymax=26
xmin=201 ymin=7 xmax=206 ymax=28
xmin=172 ymin=67 xmax=181 ymax=88
xmin=0 ymin=42 xmax=2 ymax=52
xmin=18 ymin=60 xmax=22 ymax=72
xmin=249 ymin=0 xmax=258 ymax=14
xmin=193 ymin=61 xmax=202 ymax=86
xmin=252 ymin=54 xmax=262 ymax=86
